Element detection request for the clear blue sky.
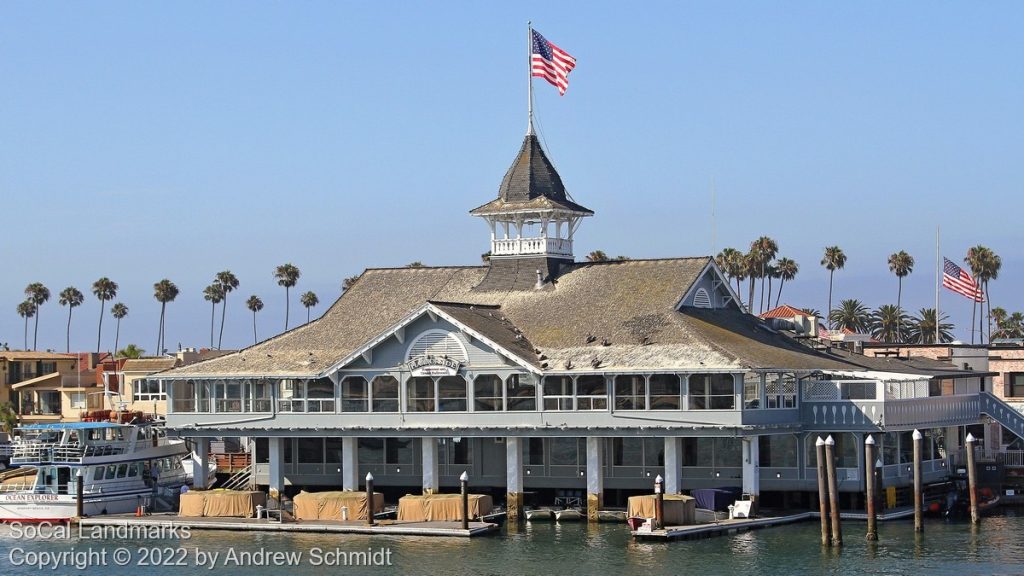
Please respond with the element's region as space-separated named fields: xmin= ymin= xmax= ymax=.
xmin=1 ymin=2 xmax=1021 ymax=353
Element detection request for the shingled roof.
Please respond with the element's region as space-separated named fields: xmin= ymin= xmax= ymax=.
xmin=159 ymin=257 xmax=973 ymax=379
xmin=469 ymin=134 xmax=593 ymax=216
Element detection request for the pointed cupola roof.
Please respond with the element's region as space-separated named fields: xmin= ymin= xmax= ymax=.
xmin=470 ymin=134 xmax=593 ymax=216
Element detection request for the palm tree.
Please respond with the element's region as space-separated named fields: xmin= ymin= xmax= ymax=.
xmin=117 ymin=344 xmax=145 ymax=359
xmin=58 ymin=286 xmax=85 ymax=353
xmin=585 ymin=251 xmax=608 ymax=263
xmin=406 ymin=261 xmax=425 ymax=268
xmin=870 ymin=304 xmax=909 ymax=343
xmin=203 ymin=283 xmax=225 ymax=349
xmin=821 ymin=246 xmax=847 ymax=329
xmin=215 ymin=270 xmax=239 ymax=350
xmin=979 ymin=249 xmax=1001 ymax=343
xmin=715 ymin=248 xmax=746 ymax=304
xmin=300 ymin=291 xmax=319 ymax=324
xmin=751 ymin=236 xmax=779 ymax=314
xmin=829 ymin=299 xmax=870 ymax=333
xmin=91 ymin=277 xmax=118 ymax=353
xmin=887 ymin=250 xmax=914 ymax=323
xmin=341 ymin=275 xmax=360 ymax=293
xmin=111 ymin=303 xmax=128 ymax=355
xmin=24 ymin=283 xmax=50 ymax=350
xmin=907 ymin=308 xmax=954 ymax=344
xmin=246 ymin=295 xmax=264 ymax=344
xmin=744 ymin=251 xmax=760 ymax=314
xmin=153 ymin=279 xmax=179 ymax=356
xmin=774 ymin=257 xmax=798 ymax=308
xmin=274 ymin=264 xmax=301 ymax=330
xmin=16 ymin=300 xmax=36 ymax=350
xmin=1006 ymin=312 xmax=1024 ymax=339
xmin=765 ymin=263 xmax=779 ymax=312
xmin=965 ymin=246 xmax=988 ymax=344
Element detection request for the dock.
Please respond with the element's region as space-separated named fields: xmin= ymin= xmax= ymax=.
xmin=78 ymin=513 xmax=499 ymax=538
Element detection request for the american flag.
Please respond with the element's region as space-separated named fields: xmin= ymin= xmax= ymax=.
xmin=531 ymin=30 xmax=576 ymax=95
xmin=943 ymin=258 xmax=984 ymax=302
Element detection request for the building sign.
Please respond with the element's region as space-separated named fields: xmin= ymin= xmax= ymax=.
xmin=406 ymin=355 xmax=461 ymax=377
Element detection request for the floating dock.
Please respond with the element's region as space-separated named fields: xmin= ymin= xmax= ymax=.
xmin=78 ymin=513 xmax=499 ymax=537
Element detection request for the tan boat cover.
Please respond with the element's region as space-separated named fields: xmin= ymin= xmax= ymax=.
xmin=397 ymin=493 xmax=493 ymax=522
xmin=292 ymin=490 xmax=384 ymax=521
xmin=178 ymin=490 xmax=266 ymax=518
xmin=627 ymin=494 xmax=696 ymax=526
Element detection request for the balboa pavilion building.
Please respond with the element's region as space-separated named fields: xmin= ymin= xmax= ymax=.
xmin=157 ymin=132 xmax=1015 ymax=519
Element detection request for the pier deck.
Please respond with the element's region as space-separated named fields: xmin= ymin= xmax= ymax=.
xmin=78 ymin=513 xmax=499 ymax=538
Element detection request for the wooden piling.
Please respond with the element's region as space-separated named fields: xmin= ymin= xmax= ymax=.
xmin=966 ymin=432 xmax=980 ymax=524
xmin=815 ymin=437 xmax=830 ymax=546
xmin=912 ymin=429 xmax=923 ymax=533
xmin=825 ymin=435 xmax=842 ymax=547
xmin=864 ymin=435 xmax=878 ymax=541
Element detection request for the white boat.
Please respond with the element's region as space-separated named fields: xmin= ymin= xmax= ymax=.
xmin=0 ymin=421 xmax=195 ymax=522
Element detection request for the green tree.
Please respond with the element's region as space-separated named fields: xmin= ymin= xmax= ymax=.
xmin=751 ymin=236 xmax=779 ymax=314
xmin=820 ymin=246 xmax=847 ymax=329
xmin=0 ymin=402 xmax=17 ymax=435
xmin=24 ymin=282 xmax=50 ymax=350
xmin=1006 ymin=312 xmax=1024 ymax=339
xmin=16 ymin=300 xmax=36 ymax=350
xmin=715 ymin=247 xmax=746 ymax=301
xmin=117 ymin=344 xmax=145 ymax=359
xmin=203 ymin=283 xmax=225 ymax=349
xmin=965 ymin=246 xmax=988 ymax=344
xmin=774 ymin=257 xmax=799 ymax=308
xmin=246 ymin=295 xmax=264 ymax=345
xmin=406 ymin=261 xmax=425 ymax=268
xmin=153 ymin=279 xmax=179 ymax=355
xmin=828 ymin=299 xmax=870 ymax=333
xmin=887 ymin=251 xmax=914 ymax=340
xmin=58 ymin=286 xmax=85 ymax=353
xmin=585 ymin=251 xmax=608 ymax=263
xmin=907 ymin=308 xmax=954 ymax=344
xmin=979 ymin=248 xmax=1001 ymax=343
xmin=274 ymin=263 xmax=301 ymax=330
xmin=215 ymin=270 xmax=239 ymax=350
xmin=111 ymin=303 xmax=128 ymax=356
xmin=300 ymin=291 xmax=319 ymax=324
xmin=91 ymin=277 xmax=118 ymax=353
xmin=870 ymin=304 xmax=909 ymax=343
xmin=480 ymin=251 xmax=492 ymax=263
xmin=341 ymin=275 xmax=360 ymax=293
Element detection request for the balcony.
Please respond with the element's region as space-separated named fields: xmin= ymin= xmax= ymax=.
xmin=492 ymin=237 xmax=572 ymax=257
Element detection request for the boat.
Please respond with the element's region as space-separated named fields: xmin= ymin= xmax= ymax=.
xmin=554 ymin=508 xmax=583 ymax=521
xmin=525 ymin=507 xmax=554 ymax=521
xmin=0 ymin=421 xmax=197 ymax=522
xmin=943 ymin=485 xmax=1002 ymax=520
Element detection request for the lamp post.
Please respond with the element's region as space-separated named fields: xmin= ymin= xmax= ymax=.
xmin=654 ymin=474 xmax=664 ymax=530
xmin=864 ymin=435 xmax=877 ymax=541
xmin=912 ymin=429 xmax=923 ymax=533
xmin=460 ymin=471 xmax=470 ymax=530
xmin=365 ymin=472 xmax=375 ymax=526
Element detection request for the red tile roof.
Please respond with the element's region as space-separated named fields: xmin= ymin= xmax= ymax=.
xmin=759 ymin=304 xmax=815 ymax=320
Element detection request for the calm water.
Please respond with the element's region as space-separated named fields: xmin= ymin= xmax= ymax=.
xmin=3 ymin=512 xmax=1024 ymax=575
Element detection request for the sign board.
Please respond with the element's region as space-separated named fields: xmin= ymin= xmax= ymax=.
xmin=406 ymin=355 xmax=461 ymax=377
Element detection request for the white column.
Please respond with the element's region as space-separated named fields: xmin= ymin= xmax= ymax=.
xmin=422 ymin=437 xmax=439 ymax=494
xmin=742 ymin=436 xmax=760 ymax=511
xmin=191 ymin=437 xmax=210 ymax=489
xmin=268 ymin=437 xmax=284 ymax=507
xmin=506 ymin=437 xmax=523 ymax=521
xmin=342 ymin=437 xmax=358 ymax=491
xmin=586 ymin=437 xmax=603 ymax=521
xmin=664 ymin=437 xmax=682 ymax=494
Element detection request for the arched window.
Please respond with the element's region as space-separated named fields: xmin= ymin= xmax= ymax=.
xmin=693 ymin=287 xmax=712 ymax=308
xmin=405 ymin=330 xmax=469 ymax=364
xmin=371 ymin=376 xmax=399 ymax=412
xmin=438 ymin=376 xmax=467 ymax=411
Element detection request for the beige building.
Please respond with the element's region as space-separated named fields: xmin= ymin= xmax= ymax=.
xmin=112 ymin=349 xmax=235 ymax=417
xmin=0 ymin=351 xmax=90 ymax=424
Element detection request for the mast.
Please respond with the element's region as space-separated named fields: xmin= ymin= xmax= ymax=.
xmin=935 ymin=225 xmax=940 ymax=343
xmin=527 ymin=21 xmax=534 ymax=135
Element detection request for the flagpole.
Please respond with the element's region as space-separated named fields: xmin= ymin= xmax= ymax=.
xmin=935 ymin=225 xmax=940 ymax=343
xmin=527 ymin=21 xmax=534 ymax=136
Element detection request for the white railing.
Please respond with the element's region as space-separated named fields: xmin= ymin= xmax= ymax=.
xmin=491 ymin=237 xmax=573 ymax=257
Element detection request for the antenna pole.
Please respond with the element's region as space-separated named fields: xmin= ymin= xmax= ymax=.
xmin=935 ymin=225 xmax=940 ymax=343
xmin=527 ymin=21 xmax=535 ymax=135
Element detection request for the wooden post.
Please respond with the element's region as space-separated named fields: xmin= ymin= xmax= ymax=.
xmin=654 ymin=474 xmax=665 ymax=530
xmin=912 ymin=429 xmax=923 ymax=533
xmin=75 ymin=468 xmax=85 ymax=518
xmin=825 ymin=435 xmax=842 ymax=546
xmin=864 ymin=435 xmax=878 ymax=541
xmin=815 ymin=437 xmax=830 ymax=546
xmin=365 ymin=472 xmax=375 ymax=526
xmin=460 ymin=471 xmax=470 ymax=530
xmin=966 ymin=432 xmax=980 ymax=524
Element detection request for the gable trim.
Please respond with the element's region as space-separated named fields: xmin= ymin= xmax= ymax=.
xmin=676 ymin=260 xmax=744 ymax=312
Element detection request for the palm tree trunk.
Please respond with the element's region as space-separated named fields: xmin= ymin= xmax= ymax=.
xmin=827 ymin=270 xmax=835 ymax=330
xmin=158 ymin=305 xmax=166 ymax=356
xmin=986 ymin=281 xmax=992 ymax=343
xmin=284 ymin=287 xmax=291 ymax=330
xmin=33 ymin=311 xmax=40 ymax=350
xmin=114 ymin=319 xmax=121 ymax=356
xmin=66 ymin=308 xmax=73 ymax=353
xmin=897 ymin=277 xmax=903 ymax=343
xmin=96 ymin=300 xmax=106 ymax=354
xmin=776 ymin=279 xmax=785 ymax=308
xmin=735 ymin=278 xmax=741 ymax=299
xmin=307 ymin=307 xmax=311 ymax=324
xmin=970 ymin=298 xmax=977 ymax=344
xmin=210 ymin=302 xmax=216 ymax=348
xmin=218 ymin=295 xmax=228 ymax=350
xmin=747 ymin=278 xmax=755 ymax=315
xmin=23 ymin=316 xmax=28 ymax=350
xmin=253 ymin=311 xmax=258 ymax=345
xmin=767 ymin=275 xmax=773 ymax=312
